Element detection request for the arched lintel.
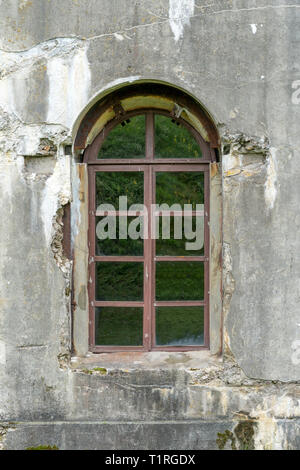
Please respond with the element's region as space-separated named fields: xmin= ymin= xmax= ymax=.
xmin=74 ymin=81 xmax=220 ymax=157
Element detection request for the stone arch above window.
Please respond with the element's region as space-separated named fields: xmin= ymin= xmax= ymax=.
xmin=74 ymin=82 xmax=220 ymax=160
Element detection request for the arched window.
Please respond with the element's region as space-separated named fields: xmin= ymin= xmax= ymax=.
xmin=72 ymin=83 xmax=220 ymax=354
xmin=83 ymin=108 xmax=215 ymax=352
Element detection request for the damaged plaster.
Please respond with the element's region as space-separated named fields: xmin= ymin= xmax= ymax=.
xmin=0 ymin=0 xmax=300 ymax=450
xmin=41 ymin=153 xmax=71 ymax=247
xmin=264 ymin=148 xmax=278 ymax=211
xmin=169 ymin=0 xmax=195 ymax=42
xmin=0 ymin=38 xmax=91 ymax=128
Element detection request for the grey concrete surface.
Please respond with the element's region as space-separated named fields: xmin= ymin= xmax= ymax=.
xmin=0 ymin=0 xmax=300 ymax=449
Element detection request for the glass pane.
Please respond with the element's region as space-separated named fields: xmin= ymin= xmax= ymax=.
xmin=98 ymin=115 xmax=145 ymax=159
xmin=95 ymin=307 xmax=143 ymax=345
xmin=156 ymin=216 xmax=204 ymax=256
xmin=155 ymin=115 xmax=202 ymax=159
xmin=156 ymin=307 xmax=204 ymax=346
xmin=156 ymin=172 xmax=204 ymax=209
xmin=156 ymin=262 xmax=204 ymax=301
xmin=96 ymin=262 xmax=144 ymax=301
xmin=96 ymin=216 xmax=144 ymax=256
xmin=96 ymin=172 xmax=144 ymax=208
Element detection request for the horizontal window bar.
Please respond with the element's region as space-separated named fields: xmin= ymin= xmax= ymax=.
xmin=94 ymin=256 xmax=144 ymax=262
xmin=96 ymin=210 xmax=146 ymax=217
xmin=91 ymin=346 xmax=147 ymax=352
xmin=154 ymin=301 xmax=205 ymax=307
xmin=154 ymin=256 xmax=206 ymax=262
xmin=95 ymin=211 xmax=205 ymax=217
xmin=151 ymin=346 xmax=208 ymax=352
xmin=154 ymin=211 xmax=204 ymax=216
xmin=88 ymin=159 xmax=211 ymax=166
xmin=94 ymin=301 xmax=144 ymax=307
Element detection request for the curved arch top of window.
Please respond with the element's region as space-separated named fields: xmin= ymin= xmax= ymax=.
xmin=96 ymin=112 xmax=205 ymax=160
xmin=75 ymin=83 xmax=220 ymax=163
xmin=84 ymin=110 xmax=212 ymax=163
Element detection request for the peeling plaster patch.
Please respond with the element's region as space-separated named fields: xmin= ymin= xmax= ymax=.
xmin=47 ymin=44 xmax=91 ymax=128
xmin=0 ymin=77 xmax=15 ymax=116
xmin=51 ymin=207 xmax=72 ymax=275
xmin=250 ymin=24 xmax=257 ymax=34
xmin=223 ymin=243 xmax=235 ymax=356
xmin=19 ymin=0 xmax=31 ymax=9
xmin=169 ymin=0 xmax=194 ymax=42
xmin=254 ymin=414 xmax=286 ymax=450
xmin=71 ymin=162 xmax=81 ymax=246
xmin=264 ymin=148 xmax=278 ymax=211
xmin=0 ymin=340 xmax=6 ymax=365
xmin=41 ymin=155 xmax=71 ymax=246
xmin=229 ymin=108 xmax=239 ymax=119
xmin=0 ymin=38 xmax=90 ymax=126
xmin=114 ymin=33 xmax=124 ymax=41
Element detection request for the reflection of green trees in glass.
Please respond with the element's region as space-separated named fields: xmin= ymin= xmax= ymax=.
xmin=156 ymin=262 xmax=204 ymax=301
xmin=96 ymin=217 xmax=144 ymax=256
xmin=156 ymin=216 xmax=204 ymax=256
xmin=94 ymin=114 xmax=205 ymax=347
xmin=96 ymin=172 xmax=144 ymax=208
xmin=156 ymin=307 xmax=204 ymax=346
xmin=95 ymin=307 xmax=143 ymax=345
xmin=96 ymin=262 xmax=144 ymax=301
xmin=98 ymin=115 xmax=145 ymax=159
xmin=155 ymin=115 xmax=202 ymax=158
xmin=156 ymin=172 xmax=204 ymax=209
xmin=97 ymin=114 xmax=202 ymax=160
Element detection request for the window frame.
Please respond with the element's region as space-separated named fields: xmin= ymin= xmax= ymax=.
xmin=86 ymin=110 xmax=212 ymax=352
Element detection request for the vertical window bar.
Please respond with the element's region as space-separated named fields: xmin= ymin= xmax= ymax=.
xmin=204 ymin=168 xmax=210 ymax=347
xmin=145 ymin=112 xmax=155 ymax=160
xmin=88 ymin=167 xmax=96 ymax=349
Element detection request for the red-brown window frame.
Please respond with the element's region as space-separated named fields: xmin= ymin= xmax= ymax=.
xmin=86 ymin=110 xmax=214 ymax=352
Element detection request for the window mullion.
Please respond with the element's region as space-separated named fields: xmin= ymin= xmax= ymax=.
xmin=145 ymin=112 xmax=154 ymax=160
xmin=144 ymin=166 xmax=153 ymax=350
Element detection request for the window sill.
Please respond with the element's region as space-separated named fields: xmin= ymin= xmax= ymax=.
xmin=70 ymin=350 xmax=222 ymax=372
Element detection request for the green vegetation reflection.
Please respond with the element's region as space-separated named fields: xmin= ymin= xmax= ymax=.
xmin=96 ymin=216 xmax=144 ymax=256
xmin=156 ymin=172 xmax=204 ymax=209
xmin=156 ymin=307 xmax=204 ymax=346
xmin=155 ymin=115 xmax=202 ymax=159
xmin=96 ymin=172 xmax=144 ymax=208
xmin=156 ymin=216 xmax=204 ymax=256
xmin=95 ymin=307 xmax=143 ymax=345
xmin=156 ymin=262 xmax=204 ymax=301
xmin=98 ymin=115 xmax=145 ymax=159
xmin=96 ymin=262 xmax=144 ymax=301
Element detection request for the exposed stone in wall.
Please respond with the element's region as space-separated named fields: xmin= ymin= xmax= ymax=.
xmin=222 ymin=243 xmax=235 ymax=358
xmin=0 ymin=423 xmax=16 ymax=451
xmin=51 ymin=207 xmax=72 ymax=277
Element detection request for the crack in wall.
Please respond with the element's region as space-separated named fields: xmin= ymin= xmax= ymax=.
xmin=0 ymin=3 xmax=299 ymax=53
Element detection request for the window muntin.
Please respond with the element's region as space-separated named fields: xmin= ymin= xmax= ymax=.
xmin=88 ymin=111 xmax=210 ymax=352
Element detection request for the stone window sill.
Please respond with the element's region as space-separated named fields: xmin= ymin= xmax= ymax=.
xmin=70 ymin=350 xmax=222 ymax=372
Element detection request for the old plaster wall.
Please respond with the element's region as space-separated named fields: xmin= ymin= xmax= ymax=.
xmin=0 ymin=0 xmax=300 ymax=450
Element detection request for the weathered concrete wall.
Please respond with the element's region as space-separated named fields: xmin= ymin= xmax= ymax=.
xmin=0 ymin=0 xmax=300 ymax=449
